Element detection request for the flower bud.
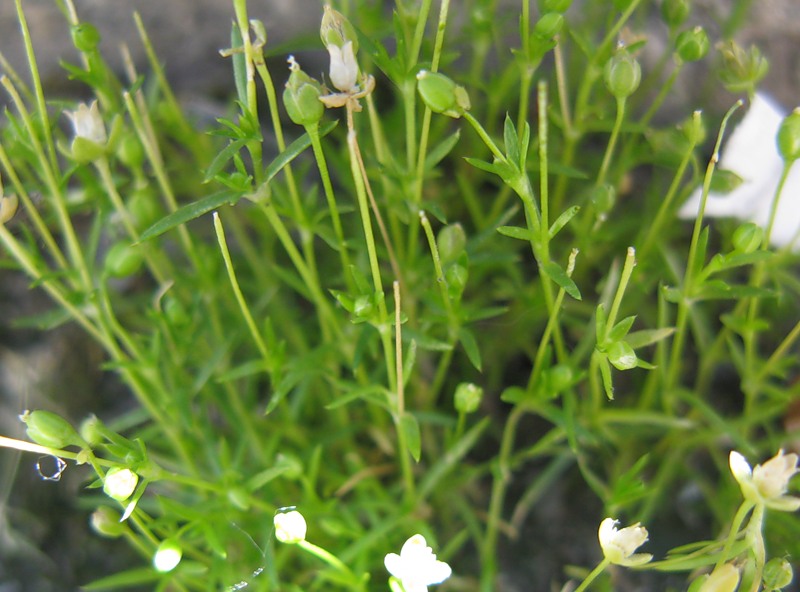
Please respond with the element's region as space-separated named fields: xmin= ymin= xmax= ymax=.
xmin=732 ymin=222 xmax=763 ymax=253
xmin=67 ymin=101 xmax=107 ymax=163
xmin=533 ymin=12 xmax=564 ymax=42
xmin=283 ymin=57 xmax=324 ymax=126
xmin=454 ymin=382 xmax=483 ymax=414
xmin=416 ymin=71 xmax=471 ymax=118
xmin=20 ymin=410 xmax=84 ymax=449
xmin=590 ymin=183 xmax=616 ymax=214
xmin=71 ymin=23 xmax=101 ymax=52
xmin=717 ymin=41 xmax=769 ymax=96
xmin=103 ymin=468 xmax=139 ymax=502
xmin=437 ymin=224 xmax=466 ymax=264
xmin=546 ymin=364 xmax=573 ymax=393
xmin=79 ymin=414 xmax=105 ymax=447
xmin=697 ymin=564 xmax=741 ymax=592
xmin=777 ymin=108 xmax=800 ymax=163
xmin=327 ymin=41 xmax=359 ymax=93
xmin=0 ymin=193 xmax=19 ymax=224
xmin=682 ymin=110 xmax=706 ymax=145
xmin=604 ymin=48 xmax=642 ymax=99
xmin=116 ymin=130 xmax=145 ymax=169
xmin=320 ymin=5 xmax=358 ymax=52
xmin=127 ymin=187 xmax=163 ymax=231
xmin=763 ymin=557 xmax=793 ymax=590
xmin=274 ymin=509 xmax=307 ymax=543
xmin=661 ymin=0 xmax=690 ymax=29
xmin=608 ymin=341 xmax=637 ymax=370
xmin=676 ymin=27 xmax=710 ymax=62
xmin=90 ymin=507 xmax=125 ymax=538
xmin=104 ymin=241 xmax=144 ymax=278
xmin=153 ymin=539 xmax=182 ymax=572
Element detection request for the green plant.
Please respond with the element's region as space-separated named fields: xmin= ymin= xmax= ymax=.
xmin=1 ymin=0 xmax=799 ymax=590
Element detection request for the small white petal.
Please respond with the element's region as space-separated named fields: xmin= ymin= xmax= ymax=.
xmin=384 ymin=553 xmax=403 ymax=578
xmin=729 ymin=451 xmax=752 ymax=484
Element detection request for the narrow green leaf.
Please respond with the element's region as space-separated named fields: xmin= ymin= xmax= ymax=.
xmin=139 ymin=190 xmax=238 ymax=241
xmin=464 ymin=156 xmax=500 ymax=175
xmin=400 ymin=412 xmax=421 ymax=462
xmin=542 ymin=261 xmax=581 ymax=300
xmin=417 ymin=417 xmax=490 ymax=500
xmin=497 ymin=225 xmax=531 ymax=241
xmin=503 ymin=114 xmax=520 ymax=167
xmin=263 ymin=120 xmax=338 ymax=186
xmin=458 ymin=327 xmax=482 ymax=371
xmin=607 ymin=315 xmax=636 ymax=342
xmin=595 ymin=304 xmax=607 ymax=341
xmin=425 ymin=130 xmax=461 ymax=171
xmin=82 ymin=567 xmax=160 ymax=590
xmin=548 ymin=205 xmax=580 ymax=239
xmin=599 ymin=354 xmax=614 ymax=400
xmin=624 ymin=327 xmax=676 ymax=349
xmin=203 ymin=138 xmax=248 ymax=182
xmin=231 ymin=23 xmax=247 ymax=108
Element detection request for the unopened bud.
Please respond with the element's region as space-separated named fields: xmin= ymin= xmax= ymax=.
xmin=104 ymin=241 xmax=144 ymax=278
xmin=661 ymin=0 xmax=690 ymax=29
xmin=90 ymin=507 xmax=125 ymax=538
xmin=455 ymin=382 xmax=483 ymax=414
xmin=320 ymin=5 xmax=358 ymax=52
xmin=777 ymin=108 xmax=800 ymax=163
xmin=20 ymin=410 xmax=84 ymax=449
xmin=103 ymin=468 xmax=139 ymax=502
xmin=71 ymin=23 xmax=101 ymax=52
xmin=283 ymin=56 xmax=324 ymax=126
xmin=437 ymin=224 xmax=466 ymax=264
xmin=0 ymin=194 xmax=18 ymax=224
xmin=153 ymin=539 xmax=182 ymax=572
xmin=416 ymin=71 xmax=471 ymax=118
xmin=274 ymin=509 xmax=307 ymax=543
xmin=604 ymin=48 xmax=641 ymax=99
xmin=732 ymin=222 xmax=763 ymax=253
xmin=676 ymin=27 xmax=709 ymax=62
xmin=763 ymin=557 xmax=793 ymax=590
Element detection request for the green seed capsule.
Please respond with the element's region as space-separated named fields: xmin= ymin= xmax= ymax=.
xmin=732 ymin=222 xmax=764 ymax=253
xmin=20 ymin=410 xmax=83 ymax=449
xmin=454 ymin=382 xmax=483 ymax=414
xmin=604 ymin=49 xmax=641 ymax=99
xmin=283 ymin=58 xmax=324 ymax=127
xmin=543 ymin=0 xmax=572 ymax=12
xmin=416 ymin=71 xmax=471 ymax=119
xmin=777 ymin=108 xmax=800 ymax=163
xmin=676 ymin=27 xmax=710 ymax=62
xmin=661 ymin=0 xmax=690 ymax=28
xmin=105 ymin=242 xmax=144 ymax=278
xmin=533 ymin=12 xmax=564 ymax=41
xmin=763 ymin=557 xmax=793 ymax=590
xmin=320 ymin=5 xmax=358 ymax=52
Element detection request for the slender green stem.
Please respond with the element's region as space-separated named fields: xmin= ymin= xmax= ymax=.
xmin=596 ymin=97 xmax=626 ymax=188
xmin=714 ymin=500 xmax=754 ymax=572
xmin=213 ymin=212 xmax=271 ymax=366
xmin=605 ymin=247 xmax=637 ymax=336
xmin=573 ymin=558 xmax=612 ymax=592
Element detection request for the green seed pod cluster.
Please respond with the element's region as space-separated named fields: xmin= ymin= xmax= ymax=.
xmin=675 ymin=26 xmax=710 ymax=62
xmin=717 ymin=41 xmax=769 ymax=96
xmin=20 ymin=409 xmax=84 ymax=449
xmin=416 ymin=71 xmax=471 ymax=119
xmin=284 ymin=57 xmax=325 ymax=127
xmin=777 ymin=108 xmax=800 ymax=163
xmin=604 ymin=48 xmax=641 ymax=99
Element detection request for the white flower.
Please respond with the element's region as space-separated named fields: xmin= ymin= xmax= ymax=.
xmin=384 ymin=534 xmax=452 ymax=592
xmin=274 ymin=509 xmax=307 ymax=543
xmin=102 ymin=467 xmax=138 ymax=502
xmin=66 ymin=100 xmax=107 ymax=145
xmin=678 ymin=93 xmax=800 ymax=249
xmin=598 ymin=518 xmax=652 ymax=566
xmin=153 ymin=539 xmax=182 ymax=572
xmin=729 ymin=450 xmax=800 ymax=511
xmin=327 ymin=41 xmax=359 ymax=93
xmin=698 ymin=563 xmax=741 ymax=592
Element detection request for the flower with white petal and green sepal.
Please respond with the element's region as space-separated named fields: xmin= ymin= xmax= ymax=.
xmin=729 ymin=449 xmax=800 ymax=511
